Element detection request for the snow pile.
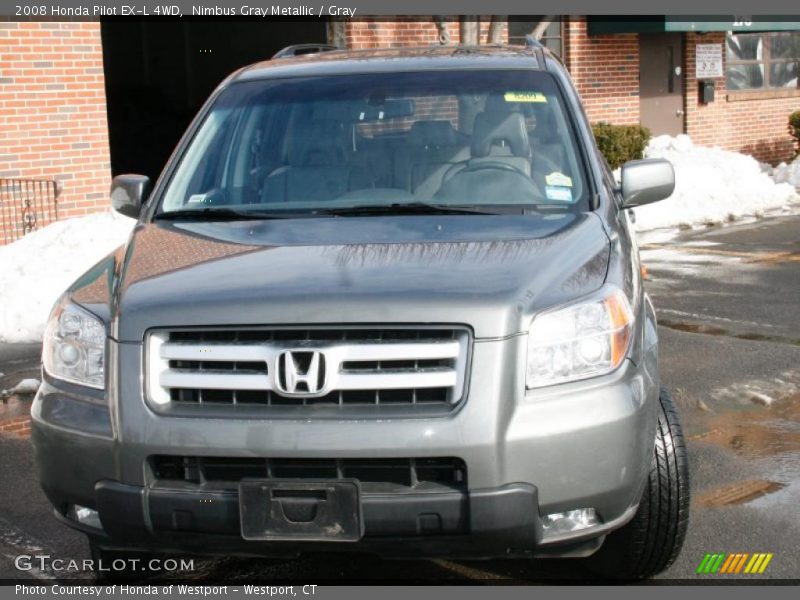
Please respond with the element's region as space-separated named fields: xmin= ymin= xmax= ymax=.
xmin=633 ymin=134 xmax=800 ymax=231
xmin=0 ymin=378 xmax=41 ymax=400
xmin=0 ymin=211 xmax=135 ymax=343
xmin=773 ymin=155 xmax=800 ymax=188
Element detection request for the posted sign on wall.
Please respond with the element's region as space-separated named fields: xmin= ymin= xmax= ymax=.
xmin=696 ymin=44 xmax=723 ymax=78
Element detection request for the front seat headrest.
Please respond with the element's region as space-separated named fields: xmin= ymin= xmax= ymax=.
xmin=471 ymin=111 xmax=531 ymax=158
xmin=288 ymin=119 xmax=348 ymax=166
xmin=408 ymin=120 xmax=459 ymax=147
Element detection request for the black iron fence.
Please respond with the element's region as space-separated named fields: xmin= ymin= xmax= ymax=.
xmin=0 ymin=178 xmax=61 ymax=245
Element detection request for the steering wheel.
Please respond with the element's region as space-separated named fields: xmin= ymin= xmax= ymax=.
xmin=436 ymin=159 xmax=543 ymax=204
xmin=457 ymin=161 xmax=530 ymax=177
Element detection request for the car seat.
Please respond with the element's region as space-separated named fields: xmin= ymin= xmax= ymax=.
xmin=393 ymin=120 xmax=470 ymax=198
xmin=261 ymin=119 xmax=372 ymax=203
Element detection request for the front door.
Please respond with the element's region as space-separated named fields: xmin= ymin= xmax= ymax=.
xmin=639 ymin=33 xmax=684 ymax=136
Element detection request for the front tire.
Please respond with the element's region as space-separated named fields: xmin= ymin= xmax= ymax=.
xmin=588 ymin=386 xmax=690 ymax=579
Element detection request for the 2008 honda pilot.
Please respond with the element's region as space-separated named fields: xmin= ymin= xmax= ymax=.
xmin=31 ymin=45 xmax=689 ymax=579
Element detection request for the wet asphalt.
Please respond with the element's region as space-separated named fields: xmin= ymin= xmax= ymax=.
xmin=0 ymin=214 xmax=798 ymax=583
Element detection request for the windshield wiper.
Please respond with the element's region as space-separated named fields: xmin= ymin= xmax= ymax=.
xmin=155 ymin=203 xmax=508 ymax=221
xmin=154 ymin=207 xmax=296 ymax=221
xmin=312 ymin=203 xmax=497 ymax=217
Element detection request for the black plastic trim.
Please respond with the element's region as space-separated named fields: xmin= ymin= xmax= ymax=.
xmin=88 ymin=480 xmax=542 ymax=558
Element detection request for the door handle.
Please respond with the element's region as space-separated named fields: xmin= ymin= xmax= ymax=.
xmin=676 ymin=109 xmax=684 ymax=117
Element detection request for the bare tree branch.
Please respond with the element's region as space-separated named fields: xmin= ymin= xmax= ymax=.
xmin=459 ymin=17 xmax=479 ymax=45
xmin=326 ymin=20 xmax=347 ymax=48
xmin=434 ymin=17 xmax=452 ymax=45
xmin=487 ymin=16 xmax=506 ymax=44
xmin=532 ymin=16 xmax=556 ymax=41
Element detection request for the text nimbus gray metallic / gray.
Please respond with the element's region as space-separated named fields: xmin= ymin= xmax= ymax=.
xmin=192 ymin=5 xmax=358 ymax=16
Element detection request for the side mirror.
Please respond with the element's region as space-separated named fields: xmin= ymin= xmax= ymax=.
xmin=110 ymin=174 xmax=151 ymax=218
xmin=620 ymin=158 xmax=674 ymax=208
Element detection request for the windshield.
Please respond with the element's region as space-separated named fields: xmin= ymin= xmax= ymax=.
xmin=157 ymin=69 xmax=591 ymax=216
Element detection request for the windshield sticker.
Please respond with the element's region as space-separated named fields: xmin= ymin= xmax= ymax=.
xmin=187 ymin=194 xmax=208 ymax=205
xmin=545 ymin=172 xmax=573 ymax=187
xmin=545 ymin=186 xmax=573 ymax=202
xmin=504 ymin=91 xmax=547 ymax=103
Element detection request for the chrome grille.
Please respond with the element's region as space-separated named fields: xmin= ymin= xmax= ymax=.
xmin=146 ymin=327 xmax=470 ymax=410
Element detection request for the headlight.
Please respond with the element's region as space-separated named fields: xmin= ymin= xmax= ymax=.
xmin=526 ymin=287 xmax=633 ymax=389
xmin=43 ymin=301 xmax=106 ymax=389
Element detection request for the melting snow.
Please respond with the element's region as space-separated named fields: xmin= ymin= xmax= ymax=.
xmin=0 ymin=378 xmax=41 ymax=399
xmin=0 ymin=210 xmax=135 ymax=343
xmin=772 ymin=155 xmax=800 ymax=188
xmin=633 ymin=135 xmax=800 ymax=232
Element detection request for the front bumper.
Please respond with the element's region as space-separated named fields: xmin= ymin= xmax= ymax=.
xmin=44 ymin=475 xmax=636 ymax=559
xmin=31 ymin=337 xmax=657 ymax=559
xmin=73 ymin=480 xmax=550 ymax=558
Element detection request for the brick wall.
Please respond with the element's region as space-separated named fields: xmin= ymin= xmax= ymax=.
xmin=345 ymin=17 xmax=503 ymax=49
xmin=0 ymin=21 xmax=112 ymax=226
xmin=684 ymin=32 xmax=797 ymax=164
xmin=0 ymin=395 xmax=32 ymax=439
xmin=563 ymin=16 xmax=640 ymax=126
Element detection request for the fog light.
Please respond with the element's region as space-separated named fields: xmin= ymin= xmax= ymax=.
xmin=541 ymin=508 xmax=599 ymax=539
xmin=66 ymin=504 xmax=103 ymax=530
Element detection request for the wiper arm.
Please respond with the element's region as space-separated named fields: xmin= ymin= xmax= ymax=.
xmin=154 ymin=207 xmax=294 ymax=221
xmin=313 ymin=203 xmax=496 ymax=216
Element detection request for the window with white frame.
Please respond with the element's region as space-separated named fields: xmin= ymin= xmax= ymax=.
xmin=726 ymin=31 xmax=800 ymax=91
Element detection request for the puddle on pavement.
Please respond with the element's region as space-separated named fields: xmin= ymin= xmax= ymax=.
xmin=690 ymin=393 xmax=800 ymax=510
xmin=745 ymin=250 xmax=800 ymax=265
xmin=661 ymin=320 xmax=728 ymax=336
xmin=659 ymin=319 xmax=800 ymax=346
xmin=695 ymin=479 xmax=786 ymax=507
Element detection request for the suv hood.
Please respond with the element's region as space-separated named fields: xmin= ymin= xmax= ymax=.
xmin=72 ymin=213 xmax=610 ymax=341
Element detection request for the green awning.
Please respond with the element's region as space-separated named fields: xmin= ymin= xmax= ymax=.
xmin=587 ymin=17 xmax=800 ymax=35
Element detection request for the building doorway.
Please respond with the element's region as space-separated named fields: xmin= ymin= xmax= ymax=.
xmin=100 ymin=19 xmax=328 ymax=181
xmin=639 ymin=33 xmax=685 ymax=136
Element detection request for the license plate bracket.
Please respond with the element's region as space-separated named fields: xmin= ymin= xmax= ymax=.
xmin=239 ymin=479 xmax=363 ymax=542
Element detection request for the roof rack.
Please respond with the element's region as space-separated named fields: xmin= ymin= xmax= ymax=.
xmin=272 ymin=44 xmax=339 ymax=59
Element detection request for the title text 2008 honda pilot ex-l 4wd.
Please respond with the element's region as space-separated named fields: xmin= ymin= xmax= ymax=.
xmin=31 ymin=45 xmax=689 ymax=579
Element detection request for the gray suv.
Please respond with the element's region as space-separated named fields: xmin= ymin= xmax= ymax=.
xmin=31 ymin=45 xmax=689 ymax=580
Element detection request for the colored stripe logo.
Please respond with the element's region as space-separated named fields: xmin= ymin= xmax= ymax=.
xmin=696 ymin=553 xmax=773 ymax=574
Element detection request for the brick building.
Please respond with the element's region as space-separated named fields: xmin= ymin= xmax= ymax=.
xmin=0 ymin=21 xmax=111 ymax=226
xmin=1 ymin=16 xmax=798 ymax=240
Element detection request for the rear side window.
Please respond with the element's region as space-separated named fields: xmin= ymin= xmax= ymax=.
xmin=158 ymin=70 xmax=591 ymax=214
